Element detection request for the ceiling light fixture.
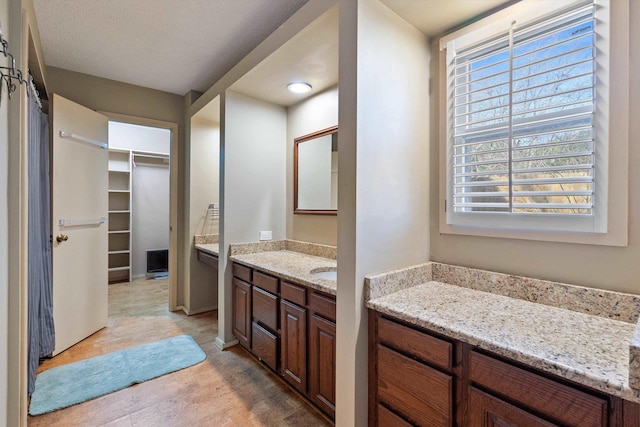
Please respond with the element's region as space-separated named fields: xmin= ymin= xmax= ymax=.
xmin=287 ymin=82 xmax=312 ymax=93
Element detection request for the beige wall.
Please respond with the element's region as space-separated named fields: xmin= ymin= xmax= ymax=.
xmin=46 ymin=67 xmax=184 ymax=125
xmin=46 ymin=66 xmax=188 ymax=306
xmin=429 ymin=1 xmax=640 ymax=296
xmin=286 ymin=86 xmax=338 ymax=245
xmin=186 ymin=117 xmax=220 ymax=313
xmin=0 ymin=0 xmax=11 ymax=421
xmin=336 ymin=1 xmax=430 ymax=425
xmin=217 ymin=90 xmax=287 ymax=345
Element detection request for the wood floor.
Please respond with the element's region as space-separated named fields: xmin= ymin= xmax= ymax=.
xmin=28 ymin=278 xmax=330 ymax=427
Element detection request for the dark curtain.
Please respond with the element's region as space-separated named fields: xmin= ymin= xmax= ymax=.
xmin=27 ymin=77 xmax=54 ymax=395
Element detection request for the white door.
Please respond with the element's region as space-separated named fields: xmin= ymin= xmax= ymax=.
xmin=51 ymin=94 xmax=109 ymax=355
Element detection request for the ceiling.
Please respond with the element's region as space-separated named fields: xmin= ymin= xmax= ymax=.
xmin=229 ymin=5 xmax=338 ymax=107
xmin=32 ymin=1 xmax=513 ymax=99
xmin=380 ymin=0 xmax=513 ymax=37
xmin=32 ymin=0 xmax=308 ymax=95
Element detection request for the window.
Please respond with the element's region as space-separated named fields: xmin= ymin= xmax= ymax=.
xmin=439 ymin=0 xmax=629 ymax=245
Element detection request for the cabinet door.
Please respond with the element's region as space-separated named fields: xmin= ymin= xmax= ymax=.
xmin=232 ymin=278 xmax=252 ymax=349
xmin=469 ymin=387 xmax=558 ymax=427
xmin=309 ymin=313 xmax=336 ymax=418
xmin=280 ymin=300 xmax=307 ymax=393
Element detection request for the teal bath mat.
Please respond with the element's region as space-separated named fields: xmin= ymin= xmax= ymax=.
xmin=29 ymin=335 xmax=206 ymax=416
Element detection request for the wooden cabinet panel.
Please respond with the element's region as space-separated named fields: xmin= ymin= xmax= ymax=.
xmin=378 ymin=344 xmax=452 ymax=427
xmin=281 ymin=281 xmax=306 ymax=306
xmin=232 ymin=263 xmax=251 ymax=282
xmin=280 ymin=300 xmax=307 ymax=392
xmin=232 ymin=278 xmax=252 ymax=349
xmin=378 ymin=316 xmax=452 ymax=372
xmin=308 ymin=291 xmax=336 ymax=322
xmin=196 ymin=249 xmax=218 ymax=268
xmin=253 ymin=270 xmax=279 ymax=294
xmin=469 ymin=351 xmax=608 ymax=427
xmin=378 ymin=404 xmax=413 ymax=427
xmin=252 ymin=286 xmax=278 ymax=332
xmin=469 ymin=387 xmax=558 ymax=427
xmin=251 ymin=322 xmax=278 ymax=371
xmin=309 ymin=313 xmax=336 ymax=418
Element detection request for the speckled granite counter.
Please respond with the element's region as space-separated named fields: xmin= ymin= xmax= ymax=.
xmin=195 ymin=243 xmax=219 ymax=256
xmin=366 ymin=263 xmax=640 ymax=404
xmin=230 ymin=250 xmax=337 ymax=295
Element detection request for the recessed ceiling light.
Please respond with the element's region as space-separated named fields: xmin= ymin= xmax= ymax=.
xmin=287 ymin=82 xmax=312 ymax=94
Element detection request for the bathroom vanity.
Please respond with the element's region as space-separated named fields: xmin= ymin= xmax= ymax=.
xmin=229 ymin=241 xmax=337 ymax=420
xmin=366 ymin=263 xmax=640 ymax=427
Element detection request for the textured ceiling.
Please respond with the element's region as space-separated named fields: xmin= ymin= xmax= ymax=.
xmin=32 ymin=0 xmax=308 ymax=95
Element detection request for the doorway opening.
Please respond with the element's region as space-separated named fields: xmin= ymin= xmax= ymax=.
xmin=107 ymin=120 xmax=174 ymax=304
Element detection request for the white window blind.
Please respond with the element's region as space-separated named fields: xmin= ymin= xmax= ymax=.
xmin=450 ymin=2 xmax=595 ymax=216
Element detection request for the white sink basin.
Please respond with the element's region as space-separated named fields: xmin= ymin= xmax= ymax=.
xmin=310 ymin=268 xmax=337 ymax=281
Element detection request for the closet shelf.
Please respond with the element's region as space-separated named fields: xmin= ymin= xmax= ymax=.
xmin=108 ymin=189 xmax=130 ymax=193
xmin=108 ymin=169 xmax=130 ymax=173
xmin=108 ymin=250 xmax=130 ymax=255
xmin=108 ymin=210 xmax=130 ymax=214
xmin=108 ymin=230 xmax=130 ymax=234
xmin=108 ymin=266 xmax=130 ymax=272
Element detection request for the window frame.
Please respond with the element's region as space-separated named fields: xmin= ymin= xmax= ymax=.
xmin=438 ymin=0 xmax=629 ymax=246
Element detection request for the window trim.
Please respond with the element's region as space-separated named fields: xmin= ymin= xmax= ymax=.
xmin=438 ymin=0 xmax=628 ymax=246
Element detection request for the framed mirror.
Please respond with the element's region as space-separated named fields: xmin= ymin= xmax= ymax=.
xmin=294 ymin=126 xmax=338 ymax=215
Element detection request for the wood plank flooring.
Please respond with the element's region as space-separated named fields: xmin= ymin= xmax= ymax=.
xmin=28 ymin=278 xmax=330 ymax=426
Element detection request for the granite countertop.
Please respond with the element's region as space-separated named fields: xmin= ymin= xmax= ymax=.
xmin=230 ymin=250 xmax=337 ymax=295
xmin=195 ymin=243 xmax=219 ymax=256
xmin=366 ymin=281 xmax=640 ymax=403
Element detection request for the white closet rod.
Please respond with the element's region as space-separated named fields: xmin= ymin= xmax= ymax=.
xmin=59 ymin=130 xmax=108 ymax=149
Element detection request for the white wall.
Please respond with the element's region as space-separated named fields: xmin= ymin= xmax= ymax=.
xmin=187 ymin=117 xmax=220 ymax=313
xmin=109 ymin=121 xmax=170 ymax=154
xmin=336 ymin=1 xmax=430 ymax=425
xmin=429 ymin=0 xmax=640 ymax=295
xmin=287 ymin=86 xmax=339 ymax=245
xmin=218 ymin=90 xmax=287 ymax=345
xmin=132 ymin=161 xmax=170 ymax=277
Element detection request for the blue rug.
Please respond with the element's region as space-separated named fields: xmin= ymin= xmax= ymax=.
xmin=29 ymin=335 xmax=206 ymax=416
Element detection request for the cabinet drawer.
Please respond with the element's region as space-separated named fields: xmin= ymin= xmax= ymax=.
xmin=197 ymin=250 xmax=218 ymax=268
xmin=378 ymin=316 xmax=452 ymax=372
xmin=232 ymin=263 xmax=252 ymax=282
xmin=251 ymin=322 xmax=278 ymax=371
xmin=469 ymin=386 xmax=557 ymax=427
xmin=469 ymin=351 xmax=607 ymax=427
xmin=252 ymin=286 xmax=278 ymax=332
xmin=378 ymin=344 xmax=452 ymax=427
xmin=377 ymin=404 xmax=412 ymax=427
xmin=281 ymin=281 xmax=306 ymax=306
xmin=253 ymin=270 xmax=279 ymax=294
xmin=308 ymin=291 xmax=336 ymax=322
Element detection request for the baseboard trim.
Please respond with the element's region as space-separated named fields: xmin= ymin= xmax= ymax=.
xmin=182 ymin=305 xmax=217 ymax=316
xmin=215 ymin=337 xmax=239 ymax=350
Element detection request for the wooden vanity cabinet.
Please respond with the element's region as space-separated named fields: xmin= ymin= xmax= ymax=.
xmin=281 ymin=299 xmax=307 ymax=392
xmin=308 ymin=312 xmax=336 ymax=417
xmin=369 ymin=310 xmax=640 ymax=427
xmin=232 ymin=277 xmax=251 ymax=349
xmin=231 ymin=262 xmax=337 ymax=420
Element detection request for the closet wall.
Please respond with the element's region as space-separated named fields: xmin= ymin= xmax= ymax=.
xmin=109 ymin=122 xmax=171 ymax=279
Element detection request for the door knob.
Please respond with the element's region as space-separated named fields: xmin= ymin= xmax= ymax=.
xmin=56 ymin=234 xmax=69 ymax=243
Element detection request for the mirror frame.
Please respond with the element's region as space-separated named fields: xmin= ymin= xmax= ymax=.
xmin=294 ymin=125 xmax=338 ymax=215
